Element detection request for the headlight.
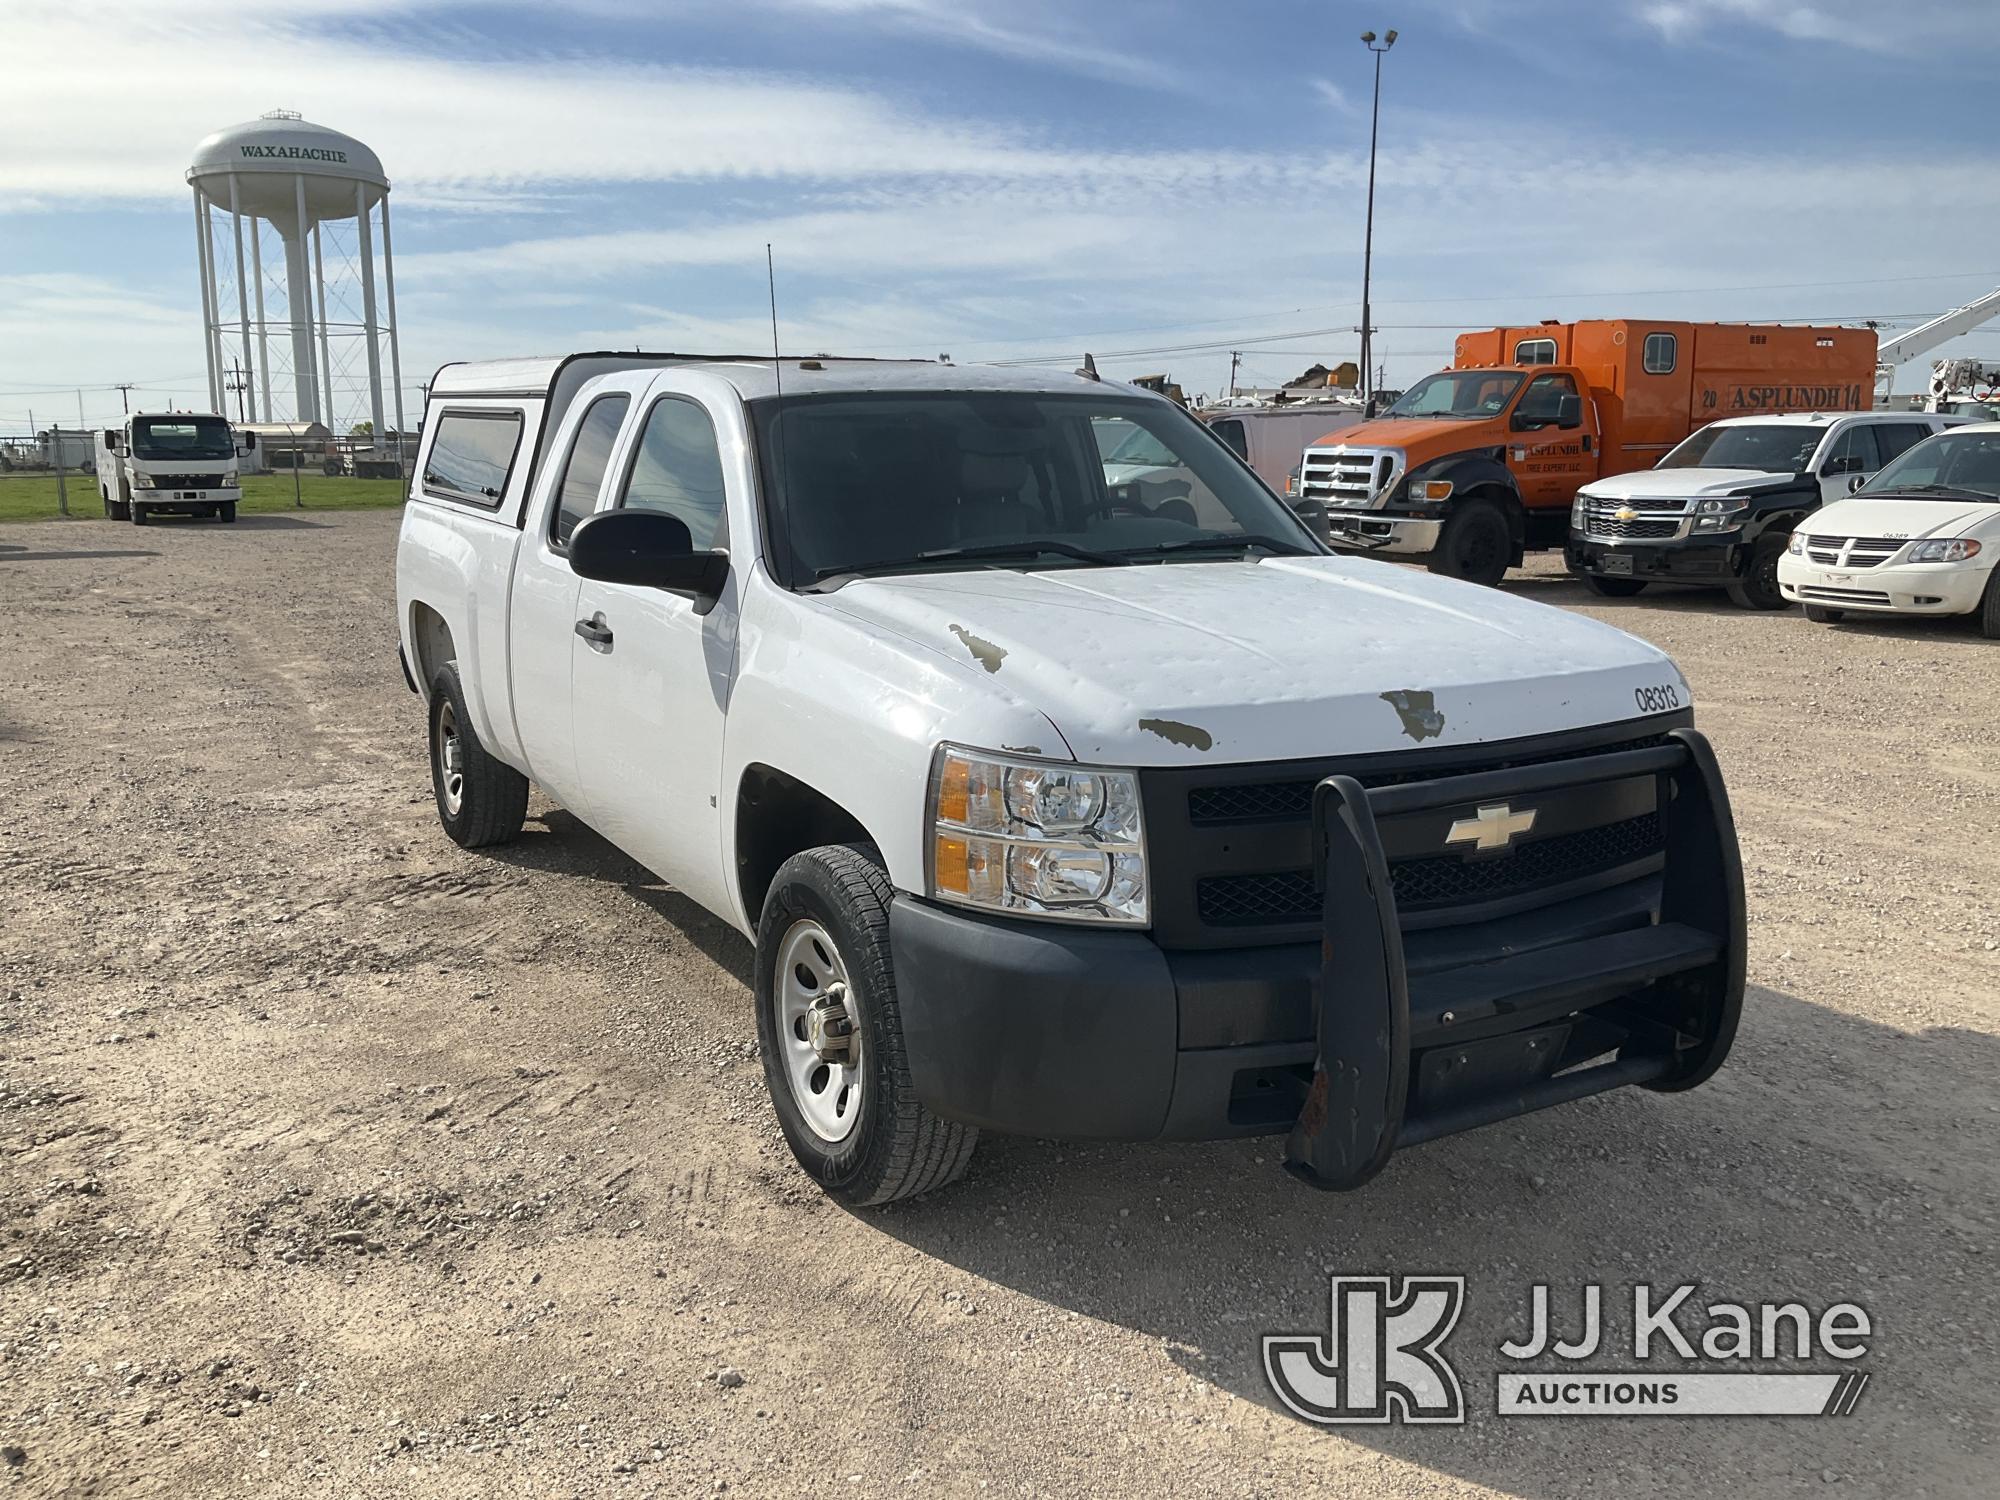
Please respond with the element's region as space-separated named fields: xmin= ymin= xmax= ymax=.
xmin=133 ymin=473 xmax=156 ymax=488
xmin=1571 ymin=496 xmax=1589 ymax=527
xmin=1787 ymin=532 xmax=1807 ymax=555
xmin=928 ymin=746 xmax=1147 ymax=924
xmin=1692 ymin=496 xmax=1749 ymax=532
xmin=220 ymin=472 xmax=239 ymax=488
xmin=1907 ymin=537 xmax=1982 ymax=563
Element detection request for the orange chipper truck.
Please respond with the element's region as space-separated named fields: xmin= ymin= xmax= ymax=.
xmin=1302 ymin=319 xmax=1878 ymax=585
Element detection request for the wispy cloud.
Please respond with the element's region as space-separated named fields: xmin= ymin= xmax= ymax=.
xmin=1634 ymin=0 xmax=1959 ymax=52
xmin=1309 ymin=78 xmax=1356 ymax=114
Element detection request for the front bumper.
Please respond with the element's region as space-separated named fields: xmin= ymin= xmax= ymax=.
xmin=1567 ymin=533 xmax=1742 ymax=582
xmin=887 ymin=730 xmax=1744 ymax=1189
xmin=1326 ymin=512 xmax=1443 ymax=555
xmin=1777 ymin=554 xmax=1990 ymax=615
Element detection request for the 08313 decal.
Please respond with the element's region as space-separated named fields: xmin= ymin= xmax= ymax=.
xmin=1634 ymin=682 xmax=1682 ymax=714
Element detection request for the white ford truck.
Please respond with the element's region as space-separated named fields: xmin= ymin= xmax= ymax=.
xmin=396 ymin=353 xmax=1745 ymax=1205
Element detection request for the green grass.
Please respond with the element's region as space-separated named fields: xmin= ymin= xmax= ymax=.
xmin=0 ymin=472 xmax=407 ymax=523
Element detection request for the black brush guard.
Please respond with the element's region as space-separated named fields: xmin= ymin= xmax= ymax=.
xmin=1284 ymin=728 xmax=1744 ymax=1189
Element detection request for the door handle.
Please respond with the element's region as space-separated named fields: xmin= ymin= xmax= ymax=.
xmin=574 ymin=614 xmax=614 ymax=651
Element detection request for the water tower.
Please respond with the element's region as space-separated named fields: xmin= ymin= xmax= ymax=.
xmin=187 ymin=111 xmax=404 ymax=445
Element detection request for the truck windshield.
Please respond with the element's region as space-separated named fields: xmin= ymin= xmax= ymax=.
xmin=749 ymin=391 xmax=1321 ymax=587
xmin=1658 ymin=424 xmax=1819 ymax=473
xmin=1382 ymin=370 xmax=1524 ymax=420
xmin=1856 ymin=428 xmax=2000 ymax=501
xmin=132 ymin=417 xmax=233 ymax=461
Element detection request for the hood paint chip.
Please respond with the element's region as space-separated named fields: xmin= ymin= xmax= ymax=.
xmin=1380 ymin=689 xmax=1446 ymax=742
xmin=1138 ymin=717 xmax=1214 ymax=752
xmin=948 ymin=624 xmax=1007 ymax=674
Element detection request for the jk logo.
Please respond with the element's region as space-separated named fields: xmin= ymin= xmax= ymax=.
xmin=1263 ymin=1276 xmax=1466 ymax=1425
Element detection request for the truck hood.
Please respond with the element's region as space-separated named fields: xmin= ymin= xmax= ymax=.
xmin=1313 ymin=417 xmax=1490 ymax=452
xmin=821 ymin=557 xmax=1682 ymax=765
xmin=1798 ymin=495 xmax=1999 ymax=540
xmin=1580 ymin=467 xmax=1795 ymax=500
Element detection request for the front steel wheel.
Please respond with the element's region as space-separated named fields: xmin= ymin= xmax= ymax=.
xmin=772 ymin=918 xmax=864 ymax=1145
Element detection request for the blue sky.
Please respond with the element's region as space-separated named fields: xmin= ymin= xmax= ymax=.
xmin=3 ymin=0 xmax=1999 ymax=431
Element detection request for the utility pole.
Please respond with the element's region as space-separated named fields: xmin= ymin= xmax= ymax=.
xmin=225 ymin=363 xmax=249 ymax=425
xmin=77 ymin=389 xmax=87 ymax=428
xmin=1229 ymin=351 xmax=1241 ymax=399
xmin=115 ymin=383 xmax=135 ymax=415
xmin=1358 ymin=27 xmax=1397 ymax=416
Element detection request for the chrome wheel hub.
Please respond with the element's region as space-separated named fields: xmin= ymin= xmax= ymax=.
xmin=774 ymin=919 xmax=863 ymax=1144
xmin=437 ymin=701 xmax=465 ymax=816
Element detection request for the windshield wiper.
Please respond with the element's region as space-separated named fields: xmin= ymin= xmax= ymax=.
xmin=1111 ymin=534 xmax=1315 ymax=560
xmin=1879 ymin=483 xmax=1995 ymax=500
xmin=811 ymin=539 xmax=1124 ymax=584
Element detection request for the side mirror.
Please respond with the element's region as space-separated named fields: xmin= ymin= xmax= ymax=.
xmin=241 ymin=432 xmax=257 ymax=451
xmin=1555 ymin=393 xmax=1583 ymax=429
xmin=102 ymin=429 xmax=121 ymax=450
xmin=1822 ymin=453 xmax=1861 ymax=476
xmin=568 ymin=508 xmax=729 ymax=613
xmin=1847 ymin=474 xmax=1866 ymax=494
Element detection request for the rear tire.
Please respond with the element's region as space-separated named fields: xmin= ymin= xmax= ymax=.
xmin=1979 ymin=569 xmax=2000 ymax=639
xmin=427 ymin=663 xmax=528 ymax=848
xmin=1804 ymin=605 xmax=1844 ymax=624
xmin=1725 ymin=535 xmax=1790 ymax=610
xmin=1428 ymin=497 xmax=1512 ymax=588
xmin=1583 ymin=574 xmax=1648 ymax=598
xmin=755 ymin=843 xmax=977 ymax=1207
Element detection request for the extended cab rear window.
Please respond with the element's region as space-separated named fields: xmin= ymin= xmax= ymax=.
xmin=422 ymin=410 xmax=524 ymax=509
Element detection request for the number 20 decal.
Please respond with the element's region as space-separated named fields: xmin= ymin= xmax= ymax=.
xmin=1634 ymin=683 xmax=1682 ymax=714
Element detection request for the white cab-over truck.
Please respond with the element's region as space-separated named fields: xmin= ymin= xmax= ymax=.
xmin=97 ymin=412 xmax=249 ymax=523
xmin=396 ymin=353 xmax=1746 ymax=1205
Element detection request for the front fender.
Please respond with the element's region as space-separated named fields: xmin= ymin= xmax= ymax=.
xmin=719 ymin=570 xmax=1069 ymax=930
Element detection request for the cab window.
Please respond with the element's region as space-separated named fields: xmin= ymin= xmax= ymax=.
xmin=618 ymin=397 xmax=729 ymax=549
xmin=1514 ymin=373 xmax=1580 ymax=429
xmin=1819 ymin=424 xmax=1880 ymax=477
xmin=551 ymin=394 xmax=631 ymax=547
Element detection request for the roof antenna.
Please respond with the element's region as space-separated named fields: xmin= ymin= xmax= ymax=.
xmin=1077 ymin=352 xmax=1100 ymax=381
xmin=766 ymin=244 xmax=796 ymax=578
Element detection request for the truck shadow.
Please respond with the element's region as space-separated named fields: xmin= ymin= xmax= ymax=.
xmin=869 ymin=984 xmax=2000 ymax=1495
xmin=487 ymin=808 xmax=752 ymax=985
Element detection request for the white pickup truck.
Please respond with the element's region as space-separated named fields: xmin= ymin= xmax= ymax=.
xmin=396 ymin=353 xmax=1746 ymax=1205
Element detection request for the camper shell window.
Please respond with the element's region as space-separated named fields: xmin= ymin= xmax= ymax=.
xmin=421 ymin=409 xmax=525 ymax=509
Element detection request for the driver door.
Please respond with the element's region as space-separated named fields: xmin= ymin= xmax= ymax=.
xmin=1509 ymin=372 xmax=1598 ymax=507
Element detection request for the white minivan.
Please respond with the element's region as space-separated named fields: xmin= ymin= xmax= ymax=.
xmin=1779 ymin=424 xmax=2000 ymax=635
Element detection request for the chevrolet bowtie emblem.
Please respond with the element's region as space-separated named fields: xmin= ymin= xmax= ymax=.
xmin=1446 ymin=803 xmax=1537 ymax=852
xmin=1615 ymin=506 xmax=1637 ymax=522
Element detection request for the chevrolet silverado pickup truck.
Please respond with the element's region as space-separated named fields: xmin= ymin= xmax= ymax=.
xmin=396 ymin=352 xmax=1745 ymax=1206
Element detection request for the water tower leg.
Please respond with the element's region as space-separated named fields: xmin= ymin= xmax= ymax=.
xmin=313 ymin=224 xmax=335 ymax=437
xmin=192 ymin=186 xmax=221 ymax=416
xmin=380 ymin=196 xmax=408 ymax=458
xmin=250 ymin=221 xmax=273 ymax=422
xmin=228 ymin=174 xmax=258 ymax=423
xmin=355 ymin=182 xmax=387 ymax=449
xmin=289 ymin=175 xmax=318 ymax=426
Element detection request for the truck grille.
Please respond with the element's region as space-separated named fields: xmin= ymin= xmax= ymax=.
xmin=1803 ymin=536 xmax=1903 ymax=568
xmin=1299 ymin=447 xmax=1398 ymax=508
xmin=1142 ymin=720 xmax=1683 ymax=950
xmin=1197 ymin=812 xmax=1664 ymax=924
xmin=149 ymin=474 xmax=220 ymax=491
xmin=1578 ymin=497 xmax=1688 ymax=541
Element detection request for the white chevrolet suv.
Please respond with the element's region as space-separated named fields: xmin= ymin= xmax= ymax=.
xmin=1780 ymin=424 xmax=2000 ymax=635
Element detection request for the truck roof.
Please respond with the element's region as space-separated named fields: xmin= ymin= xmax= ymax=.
xmin=428 ymin=352 xmax=1124 ymax=404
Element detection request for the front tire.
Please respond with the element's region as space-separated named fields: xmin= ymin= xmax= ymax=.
xmin=1583 ymin=574 xmax=1648 ymax=598
xmin=1804 ymin=604 xmax=1844 ymax=624
xmin=130 ymin=503 xmax=147 ymax=526
xmin=1979 ymin=569 xmax=2000 ymax=639
xmin=1725 ymin=535 xmax=1791 ymax=610
xmin=427 ymin=663 xmax=528 ymax=848
xmin=1428 ymin=497 xmax=1512 ymax=587
xmin=755 ymin=844 xmax=977 ymax=1207
xmin=219 ymin=501 xmax=237 ymax=523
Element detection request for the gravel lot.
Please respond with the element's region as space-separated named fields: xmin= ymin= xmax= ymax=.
xmin=2 ymin=510 xmax=1995 ymax=1498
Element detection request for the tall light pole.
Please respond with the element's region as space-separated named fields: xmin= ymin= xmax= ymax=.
xmin=1358 ymin=27 xmax=1397 ymax=414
